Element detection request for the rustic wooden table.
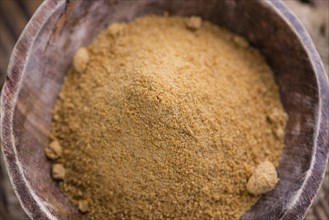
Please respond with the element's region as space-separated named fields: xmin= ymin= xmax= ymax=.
xmin=0 ymin=0 xmax=328 ymax=219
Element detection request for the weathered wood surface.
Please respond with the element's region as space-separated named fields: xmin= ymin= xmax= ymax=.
xmin=0 ymin=2 xmax=43 ymax=219
xmin=284 ymin=1 xmax=329 ymax=219
xmin=0 ymin=0 xmax=328 ymax=219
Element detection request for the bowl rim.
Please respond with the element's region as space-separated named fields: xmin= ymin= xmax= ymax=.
xmin=262 ymin=1 xmax=329 ymax=219
xmin=1 ymin=0 xmax=67 ymax=219
xmin=0 ymin=0 xmax=328 ymax=219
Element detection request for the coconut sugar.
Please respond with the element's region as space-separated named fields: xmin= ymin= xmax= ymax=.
xmin=50 ymin=15 xmax=287 ymax=219
xmin=247 ymin=161 xmax=279 ymax=195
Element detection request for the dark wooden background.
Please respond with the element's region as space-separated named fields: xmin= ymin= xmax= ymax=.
xmin=0 ymin=0 xmax=328 ymax=219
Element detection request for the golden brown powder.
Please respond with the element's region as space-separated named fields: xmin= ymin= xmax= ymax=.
xmin=247 ymin=161 xmax=279 ymax=195
xmin=51 ymin=164 xmax=66 ymax=181
xmin=45 ymin=140 xmax=63 ymax=160
xmin=50 ymin=15 xmax=287 ymax=219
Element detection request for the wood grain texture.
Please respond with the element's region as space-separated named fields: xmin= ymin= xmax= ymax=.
xmin=0 ymin=0 xmax=328 ymax=220
xmin=0 ymin=0 xmax=42 ymax=98
xmin=284 ymin=1 xmax=329 ymax=220
xmin=0 ymin=1 xmax=43 ymax=220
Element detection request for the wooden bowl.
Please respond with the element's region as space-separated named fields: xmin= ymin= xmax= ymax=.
xmin=1 ymin=0 xmax=328 ymax=219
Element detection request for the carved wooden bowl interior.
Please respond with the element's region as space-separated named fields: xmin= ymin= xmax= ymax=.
xmin=1 ymin=0 xmax=328 ymax=219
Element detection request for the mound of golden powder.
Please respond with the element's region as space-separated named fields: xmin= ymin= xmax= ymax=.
xmin=49 ymin=15 xmax=287 ymax=219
